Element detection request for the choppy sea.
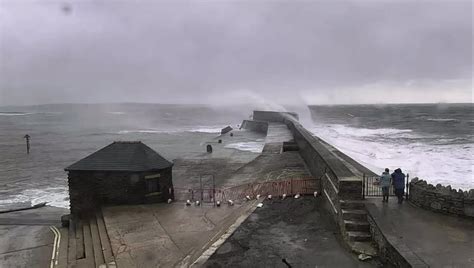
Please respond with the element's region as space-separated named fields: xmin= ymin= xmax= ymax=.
xmin=0 ymin=103 xmax=472 ymax=210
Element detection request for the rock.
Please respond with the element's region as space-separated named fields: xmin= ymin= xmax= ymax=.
xmin=358 ymin=254 xmax=372 ymax=261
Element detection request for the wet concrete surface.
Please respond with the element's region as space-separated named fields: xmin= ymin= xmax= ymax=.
xmin=367 ymin=197 xmax=474 ymax=268
xmin=0 ymin=206 xmax=68 ymax=268
xmin=205 ymin=197 xmax=376 ymax=268
xmin=103 ymin=200 xmax=259 ymax=267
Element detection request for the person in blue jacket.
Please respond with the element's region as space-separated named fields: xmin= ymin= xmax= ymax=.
xmin=379 ymin=168 xmax=392 ymax=202
xmin=391 ymin=168 xmax=406 ymax=204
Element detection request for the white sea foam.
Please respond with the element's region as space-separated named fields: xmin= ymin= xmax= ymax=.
xmin=118 ymin=129 xmax=180 ymax=134
xmin=0 ymin=112 xmax=35 ymax=116
xmin=108 ymin=111 xmax=126 ymax=115
xmin=426 ymin=118 xmax=459 ymax=122
xmin=0 ymin=186 xmax=70 ymax=209
xmin=310 ymin=124 xmax=474 ymax=189
xmin=225 ymin=142 xmax=265 ymax=153
xmin=186 ymin=127 xmax=222 ymax=133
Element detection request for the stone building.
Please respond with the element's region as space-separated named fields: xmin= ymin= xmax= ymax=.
xmin=65 ymin=141 xmax=174 ymax=216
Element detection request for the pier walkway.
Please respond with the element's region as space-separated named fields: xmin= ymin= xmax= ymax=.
xmin=366 ymin=198 xmax=474 ymax=267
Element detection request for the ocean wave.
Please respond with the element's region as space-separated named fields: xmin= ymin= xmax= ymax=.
xmin=0 ymin=112 xmax=35 ymax=116
xmin=426 ymin=118 xmax=459 ymax=122
xmin=225 ymin=142 xmax=264 ymax=153
xmin=309 ymin=123 xmax=474 ymax=189
xmin=118 ymin=129 xmax=180 ymax=134
xmin=0 ymin=186 xmax=69 ymax=209
xmin=186 ymin=127 xmax=222 ymax=133
xmin=315 ymin=124 xmax=413 ymax=138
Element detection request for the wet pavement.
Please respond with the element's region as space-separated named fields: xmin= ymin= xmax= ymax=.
xmin=205 ymin=197 xmax=377 ymax=268
xmin=367 ymin=197 xmax=474 ymax=268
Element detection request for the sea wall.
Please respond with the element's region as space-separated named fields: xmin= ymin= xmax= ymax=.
xmin=409 ymin=178 xmax=474 ymax=218
xmin=252 ymin=111 xmax=362 ymax=217
xmin=240 ymin=120 xmax=268 ymax=134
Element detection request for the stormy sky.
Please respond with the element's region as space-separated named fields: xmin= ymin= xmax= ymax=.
xmin=0 ymin=0 xmax=472 ymax=106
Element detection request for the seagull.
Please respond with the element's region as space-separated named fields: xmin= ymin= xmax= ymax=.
xmin=267 ymin=195 xmax=272 ymax=200
xmin=256 ymin=194 xmax=261 ymax=199
xmin=186 ymin=200 xmax=191 ymax=206
xmin=282 ymin=194 xmax=287 ymax=200
xmin=257 ymin=203 xmax=263 ymax=208
xmin=195 ymin=200 xmax=200 ymax=206
xmin=228 ymin=200 xmax=234 ymax=206
xmin=294 ymin=194 xmax=301 ymax=199
xmin=167 ymin=198 xmax=173 ymax=204
xmin=314 ymin=191 xmax=318 ymax=197
xmin=216 ymin=201 xmax=221 ymax=207
xmin=246 ymin=195 xmax=251 ymax=201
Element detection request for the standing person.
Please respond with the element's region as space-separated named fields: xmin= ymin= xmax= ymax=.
xmin=391 ymin=168 xmax=406 ymax=204
xmin=379 ymin=168 xmax=391 ymax=202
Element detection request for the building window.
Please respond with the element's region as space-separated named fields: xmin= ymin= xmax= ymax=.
xmin=145 ymin=174 xmax=161 ymax=193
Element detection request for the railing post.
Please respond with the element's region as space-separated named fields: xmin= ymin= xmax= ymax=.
xmin=406 ymin=173 xmax=409 ymax=200
xmin=362 ymin=174 xmax=365 ymax=199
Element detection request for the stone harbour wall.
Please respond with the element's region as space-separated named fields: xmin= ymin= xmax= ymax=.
xmin=240 ymin=120 xmax=269 ymax=134
xmin=409 ymin=178 xmax=474 ymax=218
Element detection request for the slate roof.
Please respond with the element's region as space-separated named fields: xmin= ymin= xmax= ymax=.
xmin=65 ymin=141 xmax=173 ymax=172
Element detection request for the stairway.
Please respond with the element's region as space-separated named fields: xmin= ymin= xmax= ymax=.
xmin=340 ymin=200 xmax=377 ymax=255
xmin=57 ymin=211 xmax=116 ymax=268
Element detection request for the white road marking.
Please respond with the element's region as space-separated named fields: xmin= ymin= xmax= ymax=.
xmin=49 ymin=226 xmax=61 ymax=268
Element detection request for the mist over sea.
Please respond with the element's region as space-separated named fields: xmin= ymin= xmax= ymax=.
xmin=0 ymin=103 xmax=472 ymax=210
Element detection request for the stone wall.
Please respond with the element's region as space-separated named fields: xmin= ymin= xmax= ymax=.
xmin=253 ymin=110 xmax=299 ymax=122
xmin=409 ymin=178 xmax=474 ymax=218
xmin=68 ymin=168 xmax=173 ymax=216
xmin=251 ymin=111 xmax=362 ymax=219
xmin=240 ymin=120 xmax=268 ymax=134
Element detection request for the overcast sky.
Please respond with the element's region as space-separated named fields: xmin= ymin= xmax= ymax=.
xmin=0 ymin=0 xmax=472 ymax=106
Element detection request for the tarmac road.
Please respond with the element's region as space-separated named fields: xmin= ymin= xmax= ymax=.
xmin=0 ymin=206 xmax=67 ymax=268
xmin=205 ymin=197 xmax=377 ymax=268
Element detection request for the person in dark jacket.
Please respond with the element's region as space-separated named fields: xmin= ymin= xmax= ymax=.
xmin=391 ymin=168 xmax=406 ymax=204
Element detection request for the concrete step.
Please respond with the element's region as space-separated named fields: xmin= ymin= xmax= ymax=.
xmin=347 ymin=231 xmax=372 ymax=242
xmin=82 ymin=221 xmax=95 ymax=267
xmin=348 ymin=241 xmax=378 ymax=256
xmin=340 ymin=200 xmax=365 ymax=210
xmin=341 ymin=209 xmax=367 ymax=221
xmin=76 ymin=220 xmax=85 ymax=259
xmin=96 ymin=211 xmax=114 ymax=263
xmin=344 ymin=220 xmax=370 ymax=232
xmin=57 ymin=227 xmax=69 ymax=268
xmin=89 ymin=217 xmax=106 ymax=267
xmin=67 ymin=218 xmax=77 ymax=264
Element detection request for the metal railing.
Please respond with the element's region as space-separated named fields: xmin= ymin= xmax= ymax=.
xmin=174 ymin=177 xmax=317 ymax=204
xmin=362 ymin=173 xmax=410 ymax=199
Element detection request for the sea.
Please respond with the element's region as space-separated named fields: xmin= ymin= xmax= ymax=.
xmin=0 ymin=103 xmax=472 ymax=210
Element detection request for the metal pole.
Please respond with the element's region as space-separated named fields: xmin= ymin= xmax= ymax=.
xmin=200 ymin=176 xmax=203 ymax=201
xmin=24 ymin=134 xmax=30 ymax=154
xmin=212 ymin=175 xmax=216 ymax=207
xmin=362 ymin=174 xmax=365 ymax=199
xmin=406 ymin=173 xmax=409 ymax=200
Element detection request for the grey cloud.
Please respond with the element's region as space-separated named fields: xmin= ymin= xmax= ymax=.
xmin=0 ymin=0 xmax=472 ymax=105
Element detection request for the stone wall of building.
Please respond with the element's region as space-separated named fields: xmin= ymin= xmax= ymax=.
xmin=409 ymin=178 xmax=474 ymax=218
xmin=68 ymin=168 xmax=173 ymax=216
xmin=240 ymin=120 xmax=268 ymax=134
